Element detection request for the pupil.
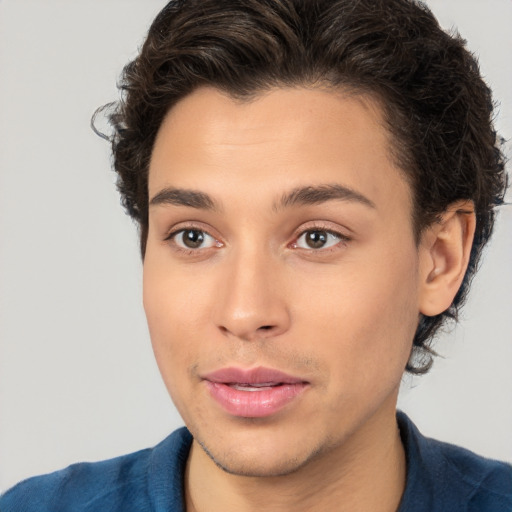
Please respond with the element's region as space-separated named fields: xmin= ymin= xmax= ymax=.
xmin=183 ymin=230 xmax=204 ymax=248
xmin=307 ymin=231 xmax=327 ymax=248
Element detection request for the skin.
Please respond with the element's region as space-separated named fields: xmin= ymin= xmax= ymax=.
xmin=144 ymin=86 xmax=475 ymax=512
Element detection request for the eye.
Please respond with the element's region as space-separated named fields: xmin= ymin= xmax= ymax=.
xmin=170 ymin=229 xmax=219 ymax=250
xmin=294 ymin=229 xmax=344 ymax=250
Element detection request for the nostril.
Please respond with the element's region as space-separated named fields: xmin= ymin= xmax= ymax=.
xmin=258 ymin=325 xmax=273 ymax=331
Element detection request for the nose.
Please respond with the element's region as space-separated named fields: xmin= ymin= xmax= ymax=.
xmin=213 ymin=248 xmax=291 ymax=342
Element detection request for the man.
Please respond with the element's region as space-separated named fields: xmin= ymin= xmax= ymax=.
xmin=1 ymin=0 xmax=511 ymax=511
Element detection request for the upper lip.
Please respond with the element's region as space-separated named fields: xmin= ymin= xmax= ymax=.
xmin=202 ymin=366 xmax=306 ymax=385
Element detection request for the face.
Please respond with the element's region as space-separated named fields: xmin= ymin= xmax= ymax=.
xmin=144 ymin=86 xmax=422 ymax=476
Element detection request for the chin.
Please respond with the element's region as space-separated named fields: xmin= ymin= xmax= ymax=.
xmin=195 ymin=431 xmax=325 ymax=478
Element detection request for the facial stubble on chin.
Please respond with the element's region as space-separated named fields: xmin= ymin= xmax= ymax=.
xmin=193 ymin=427 xmax=330 ymax=478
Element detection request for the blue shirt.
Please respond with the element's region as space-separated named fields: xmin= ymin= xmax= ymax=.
xmin=1 ymin=413 xmax=511 ymax=511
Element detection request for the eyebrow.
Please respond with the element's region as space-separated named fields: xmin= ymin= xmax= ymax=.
xmin=274 ymin=184 xmax=376 ymax=211
xmin=149 ymin=187 xmax=220 ymax=211
xmin=149 ymin=183 xmax=375 ymax=212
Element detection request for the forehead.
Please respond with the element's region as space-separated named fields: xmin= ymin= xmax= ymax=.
xmin=148 ymin=86 xmax=412 ymax=216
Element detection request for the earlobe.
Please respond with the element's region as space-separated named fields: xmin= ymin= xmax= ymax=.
xmin=418 ymin=201 xmax=476 ymax=317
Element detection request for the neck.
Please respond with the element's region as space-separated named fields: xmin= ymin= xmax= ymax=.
xmin=185 ymin=404 xmax=406 ymax=512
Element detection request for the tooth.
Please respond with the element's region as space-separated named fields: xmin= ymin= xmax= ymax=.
xmin=229 ymin=383 xmax=280 ymax=391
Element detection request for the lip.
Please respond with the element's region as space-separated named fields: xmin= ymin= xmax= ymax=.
xmin=202 ymin=366 xmax=309 ymax=418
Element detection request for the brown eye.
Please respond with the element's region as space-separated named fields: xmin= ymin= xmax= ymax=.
xmin=305 ymin=231 xmax=328 ymax=248
xmin=295 ymin=229 xmax=342 ymax=250
xmin=182 ymin=230 xmax=205 ymax=248
xmin=172 ymin=229 xmax=217 ymax=250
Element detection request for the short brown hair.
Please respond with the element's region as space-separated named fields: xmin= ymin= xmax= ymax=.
xmin=96 ymin=0 xmax=508 ymax=373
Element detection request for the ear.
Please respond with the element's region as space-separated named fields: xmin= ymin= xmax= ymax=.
xmin=418 ymin=201 xmax=476 ymax=317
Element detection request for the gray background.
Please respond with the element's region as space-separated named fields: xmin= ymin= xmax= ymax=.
xmin=0 ymin=0 xmax=511 ymax=492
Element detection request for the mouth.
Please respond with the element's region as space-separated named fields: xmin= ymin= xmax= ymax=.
xmin=228 ymin=383 xmax=284 ymax=391
xmin=202 ymin=367 xmax=309 ymax=418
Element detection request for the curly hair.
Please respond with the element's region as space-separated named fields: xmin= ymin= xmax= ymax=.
xmin=96 ymin=0 xmax=508 ymax=374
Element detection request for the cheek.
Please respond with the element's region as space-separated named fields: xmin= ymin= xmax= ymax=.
xmin=143 ymin=254 xmax=206 ymax=383
xmin=143 ymin=255 xmax=224 ymax=428
xmin=143 ymin=243 xmax=216 ymax=331
xmin=294 ymin=246 xmax=419 ymax=381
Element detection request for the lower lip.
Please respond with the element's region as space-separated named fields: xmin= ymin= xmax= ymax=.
xmin=205 ymin=381 xmax=308 ymax=418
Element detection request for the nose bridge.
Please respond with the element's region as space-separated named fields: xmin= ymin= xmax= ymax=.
xmin=213 ymin=242 xmax=290 ymax=341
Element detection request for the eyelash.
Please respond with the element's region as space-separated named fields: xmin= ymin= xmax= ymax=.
xmin=164 ymin=224 xmax=222 ymax=255
xmin=164 ymin=223 xmax=351 ymax=255
xmin=291 ymin=225 xmax=351 ymax=253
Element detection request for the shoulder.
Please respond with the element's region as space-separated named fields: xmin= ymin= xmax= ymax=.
xmin=0 ymin=427 xmax=192 ymax=512
xmin=433 ymin=437 xmax=512 ymax=511
xmin=0 ymin=448 xmax=153 ymax=512
xmin=398 ymin=412 xmax=512 ymax=512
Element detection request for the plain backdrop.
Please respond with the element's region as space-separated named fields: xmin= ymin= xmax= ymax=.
xmin=0 ymin=0 xmax=511 ymax=493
